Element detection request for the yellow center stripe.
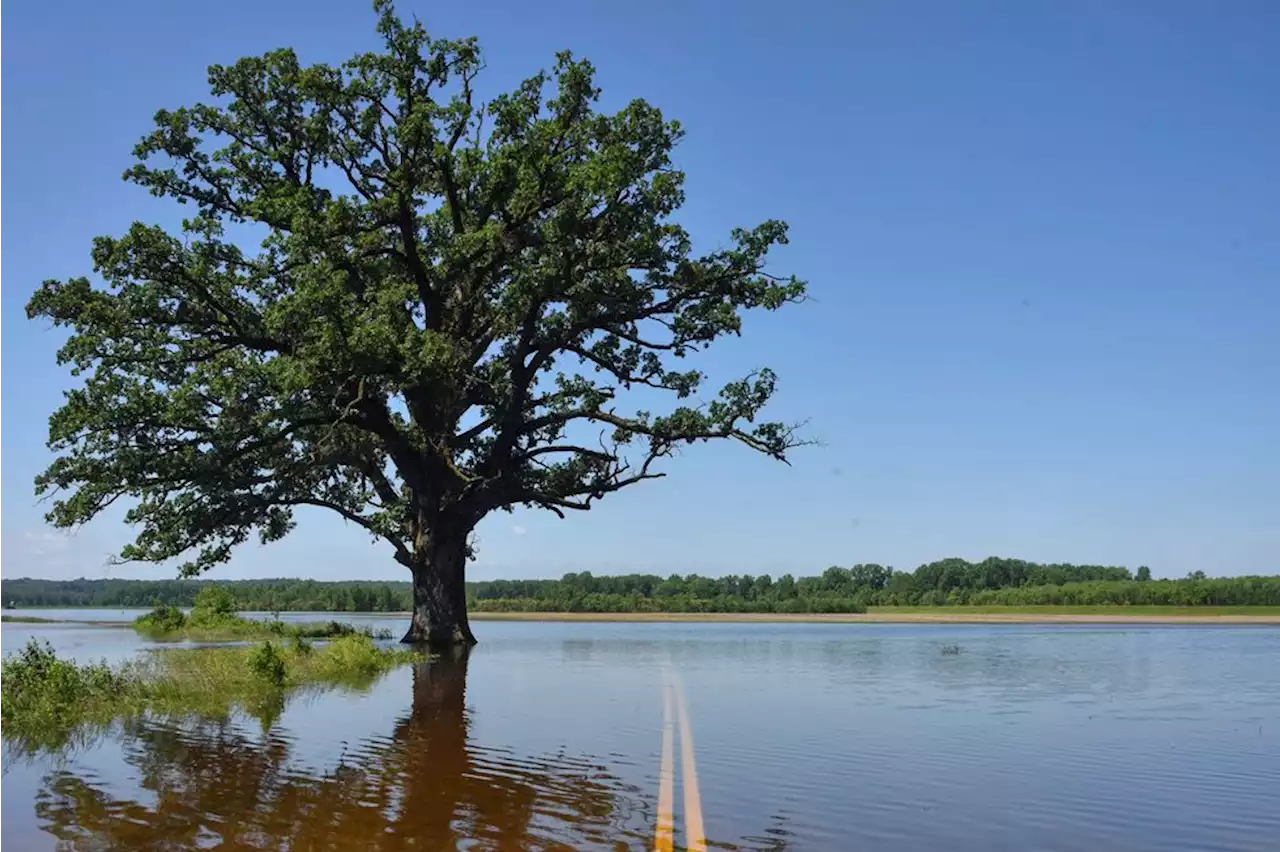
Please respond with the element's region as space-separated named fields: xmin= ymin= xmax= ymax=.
xmin=671 ymin=671 xmax=707 ymax=852
xmin=655 ymin=681 xmax=676 ymax=852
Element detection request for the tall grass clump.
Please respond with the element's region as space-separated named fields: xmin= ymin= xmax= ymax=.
xmin=310 ymin=634 xmax=408 ymax=680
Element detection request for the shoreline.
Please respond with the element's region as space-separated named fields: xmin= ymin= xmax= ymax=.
xmin=469 ymin=611 xmax=1280 ymax=624
xmin=8 ymin=609 xmax=1280 ymax=627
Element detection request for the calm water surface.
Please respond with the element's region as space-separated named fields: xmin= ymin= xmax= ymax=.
xmin=3 ymin=620 xmax=1278 ymax=850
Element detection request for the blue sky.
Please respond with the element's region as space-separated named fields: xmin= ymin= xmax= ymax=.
xmin=3 ymin=0 xmax=1277 ymax=582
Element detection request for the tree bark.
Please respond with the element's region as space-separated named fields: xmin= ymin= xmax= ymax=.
xmin=402 ymin=530 xmax=477 ymax=647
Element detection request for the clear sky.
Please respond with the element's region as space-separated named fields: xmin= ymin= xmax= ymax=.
xmin=3 ymin=0 xmax=1277 ymax=582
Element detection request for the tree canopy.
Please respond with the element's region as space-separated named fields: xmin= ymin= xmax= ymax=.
xmin=26 ymin=1 xmax=807 ymax=595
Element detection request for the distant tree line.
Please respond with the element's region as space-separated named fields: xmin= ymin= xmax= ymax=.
xmin=0 ymin=578 xmax=410 ymax=613
xmin=3 ymin=559 xmax=1277 ymax=612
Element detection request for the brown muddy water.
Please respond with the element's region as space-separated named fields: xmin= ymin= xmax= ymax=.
xmin=3 ymin=614 xmax=1279 ymax=851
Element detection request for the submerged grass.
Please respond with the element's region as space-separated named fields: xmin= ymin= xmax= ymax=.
xmin=1 ymin=635 xmax=422 ymax=756
xmin=0 ymin=615 xmax=64 ymax=623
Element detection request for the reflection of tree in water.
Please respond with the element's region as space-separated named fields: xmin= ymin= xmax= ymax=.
xmin=34 ymin=649 xmax=649 ymax=850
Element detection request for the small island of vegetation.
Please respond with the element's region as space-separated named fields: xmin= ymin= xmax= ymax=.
xmin=129 ymin=586 xmax=393 ymax=642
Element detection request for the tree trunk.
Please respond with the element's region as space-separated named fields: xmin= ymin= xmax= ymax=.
xmin=402 ymin=530 xmax=477 ymax=647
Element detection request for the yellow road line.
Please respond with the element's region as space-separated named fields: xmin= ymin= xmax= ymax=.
xmin=655 ymin=681 xmax=675 ymax=852
xmin=672 ymin=673 xmax=707 ymax=852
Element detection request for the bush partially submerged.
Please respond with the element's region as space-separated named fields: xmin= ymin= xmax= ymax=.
xmin=248 ymin=641 xmax=287 ymax=687
xmin=135 ymin=603 xmax=187 ymax=632
xmin=0 ymin=641 xmax=133 ymax=730
xmin=2 ymin=637 xmax=421 ymax=756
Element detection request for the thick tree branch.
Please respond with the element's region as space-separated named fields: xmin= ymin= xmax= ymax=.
xmin=282 ymin=497 xmax=413 ymax=566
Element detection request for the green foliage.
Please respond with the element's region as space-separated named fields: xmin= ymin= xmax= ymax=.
xmin=489 ymin=563 xmax=1280 ymax=609
xmin=1 ymin=641 xmax=129 ymax=732
xmin=191 ymin=586 xmax=238 ymax=619
xmin=0 ymin=637 xmax=135 ymax=752
xmin=308 ymin=634 xmax=398 ymax=679
xmin=963 ymin=577 xmax=1280 ymax=607
xmin=25 ymin=0 xmax=806 ymax=582
xmin=6 ymin=561 xmax=1279 ymax=614
xmin=469 ymin=592 xmax=868 ymax=614
xmin=1136 ymin=565 xmax=1152 ymax=582
xmin=129 ymin=591 xmax=391 ymax=641
xmin=135 ymin=603 xmax=188 ymax=632
xmin=0 ymin=577 xmax=415 ymax=610
xmin=2 ymin=638 xmax=422 ymax=756
xmin=248 ymin=641 xmax=287 ymax=687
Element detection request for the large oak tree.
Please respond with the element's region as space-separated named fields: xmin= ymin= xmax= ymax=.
xmin=27 ymin=2 xmax=807 ymax=646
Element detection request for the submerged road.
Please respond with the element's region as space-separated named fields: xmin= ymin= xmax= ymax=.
xmin=656 ymin=668 xmax=706 ymax=852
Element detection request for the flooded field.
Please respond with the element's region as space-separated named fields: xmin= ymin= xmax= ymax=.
xmin=3 ymin=617 xmax=1278 ymax=850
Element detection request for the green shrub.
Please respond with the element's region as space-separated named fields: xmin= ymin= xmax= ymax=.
xmin=1 ymin=640 xmax=132 ymax=726
xmin=248 ymin=641 xmax=287 ymax=687
xmin=188 ymin=586 xmax=239 ymax=626
xmin=312 ymin=621 xmax=393 ymax=641
xmin=134 ymin=603 xmax=187 ymax=633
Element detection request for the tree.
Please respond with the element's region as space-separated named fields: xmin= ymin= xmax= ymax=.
xmin=25 ymin=2 xmax=807 ymax=647
xmin=1136 ymin=565 xmax=1151 ymax=582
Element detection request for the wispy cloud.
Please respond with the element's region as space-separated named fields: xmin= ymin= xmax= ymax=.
xmin=23 ymin=529 xmax=72 ymax=557
xmin=511 ymin=525 xmax=527 ymax=537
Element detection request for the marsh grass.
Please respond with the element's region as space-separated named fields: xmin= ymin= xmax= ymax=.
xmin=1 ymin=636 xmax=422 ymax=756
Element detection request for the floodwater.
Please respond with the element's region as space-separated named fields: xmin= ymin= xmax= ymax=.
xmin=3 ymin=617 xmax=1279 ymax=851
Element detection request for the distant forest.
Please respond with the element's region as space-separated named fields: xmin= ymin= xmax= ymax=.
xmin=4 ymin=558 xmax=1278 ymax=612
